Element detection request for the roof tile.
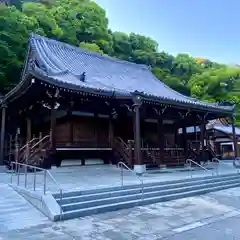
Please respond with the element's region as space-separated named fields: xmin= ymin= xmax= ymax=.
xmin=29 ymin=34 xmax=234 ymax=112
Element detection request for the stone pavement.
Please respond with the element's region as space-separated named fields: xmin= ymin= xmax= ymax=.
xmin=165 ymin=214 xmax=240 ymax=240
xmin=1 ymin=182 xmax=240 ymax=239
xmin=0 ymin=182 xmax=49 ymax=233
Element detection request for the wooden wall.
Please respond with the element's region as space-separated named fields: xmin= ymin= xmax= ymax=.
xmin=55 ymin=116 xmax=109 ymax=148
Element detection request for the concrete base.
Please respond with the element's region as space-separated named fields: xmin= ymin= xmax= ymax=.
xmin=10 ymin=184 xmax=61 ymax=221
xmin=160 ymin=164 xmax=167 ymax=169
xmin=0 ymin=165 xmax=7 ymax=173
xmin=134 ymin=164 xmax=146 ymax=175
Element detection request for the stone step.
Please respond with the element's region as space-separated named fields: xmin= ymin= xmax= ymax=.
xmin=52 ymin=173 xmax=240 ymax=221
xmin=55 ymin=174 xmax=239 ymax=204
xmin=60 ymin=178 xmax=240 ymax=211
xmin=57 ymin=181 xmax=240 ymax=221
xmin=53 ymin=172 xmax=238 ymax=199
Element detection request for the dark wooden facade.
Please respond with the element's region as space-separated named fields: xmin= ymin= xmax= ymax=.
xmin=0 ymin=81 xmax=235 ymax=170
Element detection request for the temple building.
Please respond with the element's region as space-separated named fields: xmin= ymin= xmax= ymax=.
xmin=0 ymin=34 xmax=237 ymax=173
xmin=184 ymin=118 xmax=240 ymax=160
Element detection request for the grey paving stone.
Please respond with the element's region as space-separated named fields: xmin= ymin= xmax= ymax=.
xmin=2 ymin=168 xmax=240 ymax=239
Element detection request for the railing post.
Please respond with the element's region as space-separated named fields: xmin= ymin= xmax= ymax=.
xmin=39 ymin=132 xmax=42 ymax=148
xmin=121 ymin=165 xmax=123 ymax=187
xmin=24 ymin=164 xmax=27 ymax=188
xmin=190 ymin=160 xmax=192 ymax=178
xmin=34 ymin=168 xmax=36 ymax=191
xmin=141 ymin=179 xmax=144 ymax=201
xmin=25 ymin=143 xmax=29 ymax=165
xmin=10 ymin=162 xmax=13 ymax=184
xmin=15 ymin=141 xmax=19 ymax=166
xmin=44 ymin=170 xmax=47 ymax=194
xmin=17 ymin=164 xmax=20 ymax=186
xmin=9 ymin=135 xmax=12 ymax=165
xmin=60 ymin=189 xmax=63 ymax=221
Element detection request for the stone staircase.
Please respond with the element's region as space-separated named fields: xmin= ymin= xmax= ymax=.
xmin=53 ymin=172 xmax=240 ymax=221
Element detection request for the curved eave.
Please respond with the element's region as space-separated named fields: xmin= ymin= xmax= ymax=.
xmin=0 ymin=67 xmax=235 ymax=116
xmin=29 ymin=68 xmax=236 ymax=115
xmin=1 ymin=76 xmax=32 ymax=105
xmin=131 ymin=92 xmax=235 ymax=115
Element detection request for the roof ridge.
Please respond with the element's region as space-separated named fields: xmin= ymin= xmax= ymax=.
xmin=30 ymin=33 xmax=150 ymax=70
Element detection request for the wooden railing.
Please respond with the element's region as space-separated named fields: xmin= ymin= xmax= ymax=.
xmin=116 ymin=137 xmax=128 ymax=149
xmin=18 ymin=137 xmax=39 ymax=164
xmin=19 ymin=137 xmax=39 ymax=152
xmin=207 ymin=142 xmax=217 ymax=159
xmin=30 ymin=135 xmax=50 ymax=151
xmin=15 ymin=134 xmax=51 ymax=168
xmin=144 ymin=149 xmax=158 ymax=165
xmin=113 ymin=137 xmax=132 ymax=166
xmin=27 ymin=135 xmax=51 ymax=166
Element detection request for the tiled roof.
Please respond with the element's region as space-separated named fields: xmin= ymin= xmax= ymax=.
xmin=212 ymin=124 xmax=240 ymax=136
xmin=181 ymin=124 xmax=240 ymax=136
xmin=24 ymin=34 xmax=234 ymax=112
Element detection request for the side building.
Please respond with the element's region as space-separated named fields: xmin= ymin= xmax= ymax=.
xmin=0 ymin=34 xmax=237 ymax=173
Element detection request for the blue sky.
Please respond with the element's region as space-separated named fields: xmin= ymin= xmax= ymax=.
xmin=94 ymin=0 xmax=240 ymax=64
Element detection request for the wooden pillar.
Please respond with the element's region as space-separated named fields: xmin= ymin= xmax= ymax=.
xmin=108 ymin=115 xmax=114 ymax=148
xmin=194 ymin=126 xmax=197 ymax=141
xmin=134 ymin=104 xmax=141 ymax=164
xmin=231 ymin=115 xmax=238 ymax=158
xmin=200 ymin=123 xmax=205 ymax=150
xmin=133 ymin=97 xmax=143 ymax=174
xmin=14 ymin=129 xmax=20 ymax=164
xmin=182 ymin=125 xmax=188 ymax=158
xmin=0 ymin=105 xmax=7 ymax=165
xmin=26 ymin=118 xmax=31 ymax=142
xmin=158 ymin=118 xmax=164 ymax=165
xmin=50 ymin=108 xmax=56 ymax=156
xmin=25 ymin=118 xmax=31 ymax=164
xmin=174 ymin=128 xmax=178 ymax=145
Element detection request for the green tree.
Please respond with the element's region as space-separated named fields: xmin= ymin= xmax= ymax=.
xmin=79 ymin=42 xmax=103 ymax=54
xmin=1 ymin=0 xmax=240 ymax=123
xmin=0 ymin=5 xmax=41 ymax=92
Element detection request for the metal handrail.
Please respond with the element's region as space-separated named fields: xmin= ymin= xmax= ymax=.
xmin=211 ymin=157 xmax=231 ymax=166
xmin=117 ymin=161 xmax=144 ymax=197
xmin=211 ymin=157 xmax=239 ymax=175
xmin=233 ymin=157 xmax=240 ymax=172
xmin=10 ymin=162 xmax=63 ymax=219
xmin=186 ymin=159 xmax=214 ymax=178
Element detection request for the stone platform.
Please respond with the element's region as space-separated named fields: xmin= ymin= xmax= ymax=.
xmin=9 ymin=161 xmax=236 ymax=194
